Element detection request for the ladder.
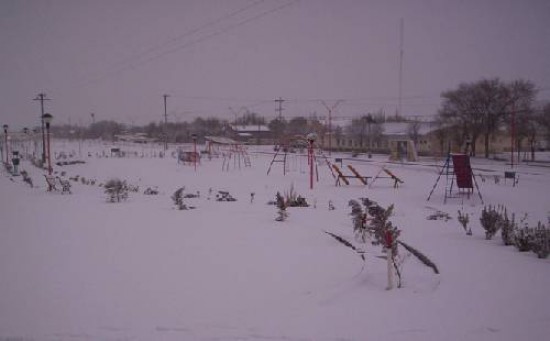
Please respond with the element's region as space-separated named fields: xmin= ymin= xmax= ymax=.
xmin=267 ymin=146 xmax=288 ymax=175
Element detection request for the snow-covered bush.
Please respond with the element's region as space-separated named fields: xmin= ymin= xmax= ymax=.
xmin=172 ymin=187 xmax=195 ymax=210
xmin=333 ymin=198 xmax=439 ymax=289
xmin=348 ymin=199 xmax=366 ymax=242
xmin=144 ymin=187 xmax=159 ymax=195
xmin=284 ymin=183 xmax=308 ymax=207
xmin=530 ymin=222 xmax=550 ymax=259
xmin=275 ymin=192 xmax=288 ymax=222
xmin=480 ymin=205 xmax=501 ymax=240
xmin=216 ymin=191 xmax=236 ymax=202
xmin=500 ymin=208 xmax=516 ymax=246
xmin=104 ymin=178 xmax=129 ymax=203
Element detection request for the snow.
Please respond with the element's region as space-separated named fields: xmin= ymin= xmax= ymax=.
xmin=1 ymin=140 xmax=549 ymax=341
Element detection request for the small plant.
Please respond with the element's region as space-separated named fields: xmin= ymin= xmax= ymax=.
xmin=338 ymin=198 xmax=439 ymax=289
xmin=427 ymin=210 xmax=452 ymax=222
xmin=104 ymin=178 xmax=129 ymax=202
xmin=20 ymin=170 xmax=33 ymax=188
xmin=500 ymin=208 xmax=516 ymax=246
xmin=144 ymin=187 xmax=159 ymax=195
xmin=530 ymin=222 xmax=550 ymax=259
xmin=216 ymin=191 xmax=236 ymax=202
xmin=275 ymin=192 xmax=288 ymax=222
xmin=284 ymin=183 xmax=309 ymax=207
xmin=480 ymin=205 xmax=501 ymax=240
xmin=348 ymin=199 xmax=367 ymax=242
xmin=172 ymin=187 xmax=195 ymax=210
xmin=457 ymin=209 xmax=471 ymax=235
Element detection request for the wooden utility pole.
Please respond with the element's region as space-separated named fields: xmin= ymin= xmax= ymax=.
xmin=321 ymin=100 xmax=342 ymax=156
xmin=33 ymin=93 xmax=50 ymax=163
xmin=163 ymin=94 xmax=170 ymax=151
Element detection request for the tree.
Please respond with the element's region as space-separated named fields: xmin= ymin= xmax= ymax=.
xmin=407 ymin=118 xmax=421 ymax=147
xmin=286 ymin=116 xmax=309 ymax=136
xmin=233 ymin=110 xmax=266 ymax=126
xmin=541 ymin=103 xmax=550 ymax=147
xmin=439 ymin=78 xmax=537 ymax=158
xmin=268 ymin=117 xmax=287 ymax=141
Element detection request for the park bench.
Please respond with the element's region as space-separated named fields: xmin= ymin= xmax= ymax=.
xmin=504 ymin=171 xmax=519 ymax=186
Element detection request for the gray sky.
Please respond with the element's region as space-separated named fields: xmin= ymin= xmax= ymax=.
xmin=1 ymin=0 xmax=549 ymax=129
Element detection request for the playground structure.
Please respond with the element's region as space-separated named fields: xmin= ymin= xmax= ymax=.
xmin=267 ymin=134 xmax=334 ymax=189
xmin=332 ymin=164 xmax=404 ymax=188
xmin=204 ymin=136 xmax=251 ymax=171
xmin=427 ymin=153 xmax=483 ymax=204
xmin=389 ymin=139 xmax=418 ymax=162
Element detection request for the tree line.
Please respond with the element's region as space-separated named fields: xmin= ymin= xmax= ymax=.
xmin=437 ymin=78 xmax=550 ymax=159
xmin=48 ymin=78 xmax=550 ymax=159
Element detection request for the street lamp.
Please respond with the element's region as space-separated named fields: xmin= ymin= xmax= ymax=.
xmin=3 ymin=124 xmax=8 ymax=165
xmin=23 ymin=128 xmax=29 ymax=159
xmin=42 ymin=113 xmax=53 ymax=175
xmin=32 ymin=128 xmax=40 ymax=160
xmin=191 ymin=133 xmax=197 ymax=171
xmin=307 ymin=132 xmax=317 ymax=190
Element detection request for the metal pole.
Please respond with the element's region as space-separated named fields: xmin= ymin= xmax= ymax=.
xmin=511 ymin=104 xmax=515 ymax=168
xmin=47 ymin=123 xmax=52 ymax=175
xmin=309 ymin=140 xmax=314 ymax=189
xmin=321 ymin=100 xmax=342 ymax=156
xmin=34 ymin=93 xmax=50 ymax=164
xmin=163 ymin=94 xmax=169 ymax=151
xmin=3 ymin=125 xmax=8 ymax=164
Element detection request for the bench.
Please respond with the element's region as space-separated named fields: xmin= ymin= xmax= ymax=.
xmin=504 ymin=171 xmax=518 ymax=186
xmin=332 ymin=164 xmax=371 ymax=186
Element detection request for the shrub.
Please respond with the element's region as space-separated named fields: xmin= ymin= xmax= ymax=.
xmin=104 ymin=178 xmax=129 ymax=202
xmin=457 ymin=209 xmax=471 ymax=235
xmin=530 ymin=222 xmax=550 ymax=259
xmin=480 ymin=205 xmax=501 ymax=240
xmin=500 ymin=209 xmax=516 ymax=246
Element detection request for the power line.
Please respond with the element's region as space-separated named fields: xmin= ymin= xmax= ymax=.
xmin=106 ymin=0 xmax=269 ymax=73
xmin=81 ymin=0 xmax=300 ymax=87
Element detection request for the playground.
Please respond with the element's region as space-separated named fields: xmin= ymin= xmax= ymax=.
xmin=1 ymin=139 xmax=549 ymax=341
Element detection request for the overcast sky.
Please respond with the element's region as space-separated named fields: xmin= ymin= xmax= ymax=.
xmin=1 ymin=0 xmax=549 ymax=129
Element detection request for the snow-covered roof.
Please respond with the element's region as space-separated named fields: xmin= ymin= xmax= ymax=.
xmin=204 ymin=136 xmax=240 ymax=144
xmin=231 ymin=125 xmax=270 ymax=132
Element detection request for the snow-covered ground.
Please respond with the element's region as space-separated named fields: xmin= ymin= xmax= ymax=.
xmin=1 ymin=140 xmax=549 ymax=341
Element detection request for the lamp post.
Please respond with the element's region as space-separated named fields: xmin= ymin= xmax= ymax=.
xmin=43 ymin=113 xmax=53 ymax=175
xmin=307 ymin=132 xmax=317 ymax=190
xmin=3 ymin=124 xmax=8 ymax=165
xmin=32 ymin=128 xmax=40 ymax=160
xmin=23 ymin=128 xmax=29 ymax=159
xmin=191 ymin=133 xmax=197 ymax=172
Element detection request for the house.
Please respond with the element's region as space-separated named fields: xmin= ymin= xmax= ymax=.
xmin=228 ymin=125 xmax=273 ymax=144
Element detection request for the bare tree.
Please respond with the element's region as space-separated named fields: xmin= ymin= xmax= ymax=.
xmin=439 ymin=78 xmax=537 ymax=158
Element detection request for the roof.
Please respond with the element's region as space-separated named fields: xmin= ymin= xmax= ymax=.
xmin=231 ymin=125 xmax=270 ymax=132
xmin=204 ymin=136 xmax=240 ymax=145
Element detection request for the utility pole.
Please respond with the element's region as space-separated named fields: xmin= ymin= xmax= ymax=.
xmin=163 ymin=94 xmax=170 ymax=151
xmin=397 ymin=18 xmax=404 ymax=118
xmin=275 ymin=97 xmax=284 ymax=120
xmin=321 ymin=100 xmax=342 ymax=156
xmin=33 ymin=93 xmax=50 ymax=163
xmin=511 ymin=104 xmax=516 ymax=168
